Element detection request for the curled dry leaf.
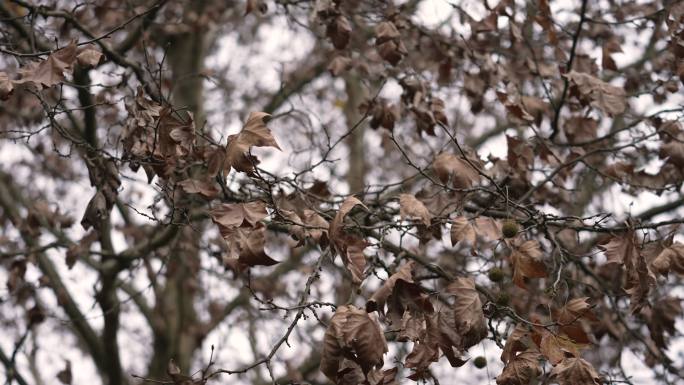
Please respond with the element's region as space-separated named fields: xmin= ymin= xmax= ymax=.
xmin=178 ymin=178 xmax=219 ymax=199
xmin=16 ymin=41 xmax=78 ymax=88
xmin=538 ymin=329 xmax=580 ymax=365
xmin=650 ymin=241 xmax=684 ymax=276
xmin=553 ymin=297 xmax=597 ymax=345
xmin=320 ymin=305 xmax=387 ymax=381
xmin=399 ymin=194 xmax=431 ymax=226
xmin=225 ymin=111 xmax=281 ymax=173
xmin=551 ymin=356 xmax=601 ymax=385
xmin=0 ymin=72 xmax=13 ymax=100
xmin=501 ymin=324 xmax=533 ymax=364
xmin=599 ymin=230 xmax=655 ymax=313
xmin=643 ymin=296 xmax=683 ymax=349
xmin=450 ymin=216 xmax=477 ymax=247
xmin=221 ymin=223 xmax=278 ymax=267
xmin=405 ymin=318 xmax=441 ymax=377
xmin=445 ymin=276 xmax=487 ymax=349
xmin=375 ymin=22 xmax=401 ymax=43
xmin=433 ymin=153 xmax=481 ymax=189
xmin=328 ymin=55 xmax=352 ymax=76
xmin=366 ymin=260 xmax=414 ymax=313
xmin=496 ymin=350 xmax=541 ymax=385
xmin=375 ymin=21 xmax=406 ymax=65
xmin=330 ymin=196 xmax=368 ymax=284
xmin=564 ymin=71 xmax=627 ymax=116
xmin=66 ymin=231 xmax=98 ymax=269
xmin=327 ymin=16 xmax=352 ymax=50
xmin=76 ymin=47 xmax=103 ymax=67
xmin=367 ymin=367 xmax=398 ymax=385
xmin=301 ymin=209 xmax=329 ymax=243
xmin=81 ymin=190 xmax=108 ymax=231
xmin=509 ymin=239 xmax=547 ymax=289
xmin=660 ymin=140 xmax=684 ymax=167
xmin=210 ymin=201 xmax=268 ymax=229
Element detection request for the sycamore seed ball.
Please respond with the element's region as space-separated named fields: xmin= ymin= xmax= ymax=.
xmin=501 ymin=219 xmax=519 ymax=238
xmin=473 ymin=356 xmax=487 ymax=368
xmin=488 ymin=267 xmax=505 ymax=282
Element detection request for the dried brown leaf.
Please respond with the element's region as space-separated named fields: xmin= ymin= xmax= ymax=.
xmin=433 ymin=153 xmax=480 ymax=189
xmin=564 ymin=71 xmax=627 ymax=116
xmin=445 ymin=276 xmax=487 ymax=349
xmin=399 ymin=194 xmax=431 ymax=226
xmin=222 ymin=223 xmax=278 ymax=267
xmin=496 ymin=350 xmax=541 ymax=385
xmin=551 ymin=357 xmax=601 ymax=385
xmin=225 ymin=112 xmax=280 ymax=173
xmin=76 ymin=47 xmax=103 ymax=67
xmin=320 ymin=305 xmax=387 ymax=381
xmin=210 ymin=201 xmax=268 ymax=229
xmin=0 ymin=72 xmax=13 ymax=100
xmin=509 ymin=240 xmax=547 ymax=289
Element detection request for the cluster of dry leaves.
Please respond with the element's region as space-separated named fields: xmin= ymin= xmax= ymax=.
xmin=3 ymin=1 xmax=684 ymax=385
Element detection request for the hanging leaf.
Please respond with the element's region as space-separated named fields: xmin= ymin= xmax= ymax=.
xmin=225 ymin=112 xmax=281 ymax=173
xmin=551 ymin=357 xmax=601 ymax=385
xmin=399 ymin=194 xmax=431 ymax=226
xmin=320 ymin=305 xmax=387 ymax=381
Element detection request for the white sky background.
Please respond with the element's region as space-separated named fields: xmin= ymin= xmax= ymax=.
xmin=2 ymin=0 xmax=684 ymax=384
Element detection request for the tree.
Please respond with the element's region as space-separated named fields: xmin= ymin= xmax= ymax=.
xmin=1 ymin=0 xmax=683 ymax=385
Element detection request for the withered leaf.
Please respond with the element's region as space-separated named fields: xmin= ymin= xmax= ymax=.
xmin=564 ymin=117 xmax=598 ymax=144
xmin=76 ymin=47 xmax=103 ymax=67
xmin=450 ymin=216 xmax=477 ymax=247
xmin=328 ymin=55 xmax=352 ymax=77
xmin=330 ymin=196 xmax=368 ymax=284
xmin=178 ymin=178 xmax=219 ymax=199
xmin=222 ymin=223 xmax=278 ymax=267
xmin=433 ymin=153 xmax=481 ymax=189
xmin=445 ymin=277 xmax=487 ymax=349
xmin=564 ymin=71 xmax=627 ymax=116
xmin=210 ymin=201 xmax=268 ymax=229
xmin=553 ymin=297 xmax=598 ymax=344
xmin=66 ymin=231 xmax=98 ymax=269
xmin=538 ymin=329 xmax=580 ymax=365
xmin=644 ymin=296 xmax=682 ymax=349
xmin=650 ymin=242 xmax=684 ymax=276
xmin=428 ymin=307 xmax=467 ymax=368
xmin=320 ymin=305 xmax=387 ymax=381
xmin=660 ymin=141 xmax=684 ymax=167
xmin=474 ymin=217 xmax=502 ymax=241
xmin=375 ymin=22 xmax=401 ymax=43
xmin=366 ymin=261 xmax=414 ymax=313
xmin=0 ymin=72 xmax=13 ymax=100
xmin=599 ymin=230 xmax=654 ymax=313
xmin=327 ymin=16 xmax=352 ymax=50
xmin=405 ymin=314 xmax=441 ymax=376
xmin=160 ymin=108 xmax=195 ymax=155
xmin=399 ymin=194 xmax=431 ymax=226
xmin=600 ymin=231 xmax=638 ymax=265
xmin=509 ymin=240 xmax=547 ymax=289
xmin=501 ymin=324 xmax=533 ymax=364
xmin=16 ymin=41 xmax=78 ymax=88
xmin=551 ymin=357 xmax=601 ymax=385
xmin=495 ymin=350 xmax=541 ymax=385
xmin=375 ymin=21 xmax=405 ymax=65
xmin=81 ymin=190 xmax=108 ymax=231
xmin=367 ymin=367 xmax=398 ymax=385
xmin=225 ymin=112 xmax=280 ymax=173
